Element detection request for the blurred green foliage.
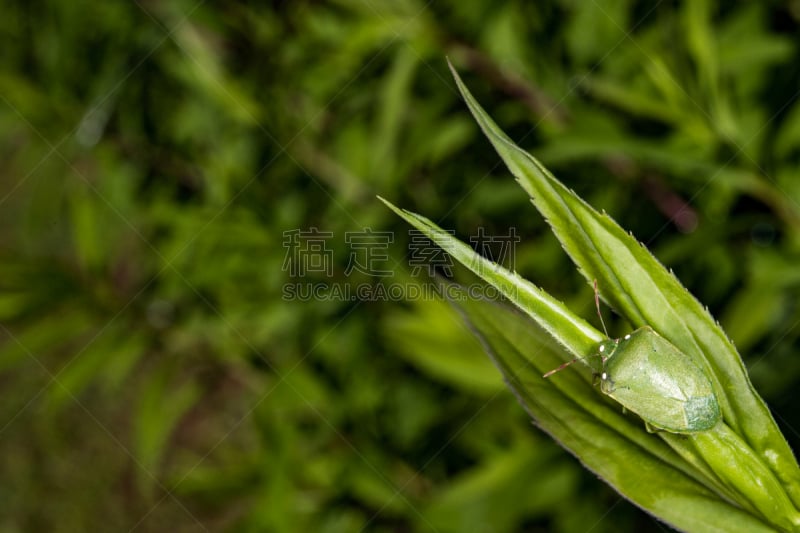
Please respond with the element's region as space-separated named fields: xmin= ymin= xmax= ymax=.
xmin=2 ymin=1 xmax=800 ymax=531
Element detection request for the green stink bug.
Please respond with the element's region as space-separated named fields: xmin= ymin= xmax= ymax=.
xmin=544 ymin=282 xmax=720 ymax=434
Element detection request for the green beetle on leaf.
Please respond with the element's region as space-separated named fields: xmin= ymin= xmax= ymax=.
xmin=544 ymin=282 xmax=721 ymax=434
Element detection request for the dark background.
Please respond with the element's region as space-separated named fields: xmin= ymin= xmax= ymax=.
xmin=2 ymin=1 xmax=800 ymax=531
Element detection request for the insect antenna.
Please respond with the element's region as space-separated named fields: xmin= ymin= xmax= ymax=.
xmin=543 ymin=280 xmax=608 ymax=379
xmin=593 ymin=279 xmax=609 ymax=338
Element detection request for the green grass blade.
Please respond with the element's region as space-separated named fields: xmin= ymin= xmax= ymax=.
xmin=452 ymin=291 xmax=775 ymax=533
xmin=380 ymin=194 xmax=765 ymax=518
xmin=377 ymin=196 xmax=603 ymax=358
xmin=447 ymin=59 xmax=800 ymax=509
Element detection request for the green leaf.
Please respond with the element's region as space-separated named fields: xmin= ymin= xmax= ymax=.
xmin=46 ymin=323 xmax=147 ymax=410
xmin=377 ymin=196 xmax=604 ymax=360
xmin=381 ymin=297 xmax=503 ymax=394
xmin=381 ymin=195 xmax=742 ymax=484
xmin=451 ymin=290 xmax=775 ymax=533
xmin=135 ymin=367 xmax=202 ymax=493
xmin=423 ymin=434 xmax=578 ymax=532
xmin=382 ymin=63 xmax=800 ymax=530
xmin=446 ymin=59 xmax=800 ymax=512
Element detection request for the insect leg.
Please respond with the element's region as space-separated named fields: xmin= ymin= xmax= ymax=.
xmin=543 ymin=358 xmax=581 ymax=378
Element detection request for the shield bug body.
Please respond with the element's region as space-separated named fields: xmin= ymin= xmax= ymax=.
xmin=593 ymin=326 xmax=720 ymax=433
xmin=544 ymin=283 xmax=721 ymax=434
